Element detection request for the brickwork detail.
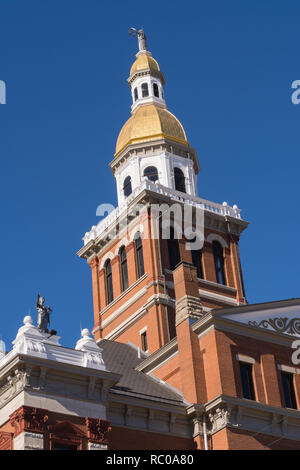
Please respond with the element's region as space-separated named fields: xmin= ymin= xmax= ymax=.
xmin=0 ymin=432 xmax=13 ymax=450
xmin=85 ymin=417 xmax=111 ymax=444
xmin=10 ymin=406 xmax=48 ymax=437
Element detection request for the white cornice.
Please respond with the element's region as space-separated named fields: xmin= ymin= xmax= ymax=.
xmin=100 ymin=273 xmax=148 ymax=318
xmin=102 ymin=293 xmax=174 ymax=341
xmin=199 ymin=288 xmax=238 ymax=306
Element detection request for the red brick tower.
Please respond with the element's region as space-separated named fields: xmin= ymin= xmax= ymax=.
xmin=78 ymin=30 xmax=248 ymax=357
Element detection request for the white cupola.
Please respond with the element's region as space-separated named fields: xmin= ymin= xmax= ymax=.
xmin=110 ymin=29 xmax=200 ymax=206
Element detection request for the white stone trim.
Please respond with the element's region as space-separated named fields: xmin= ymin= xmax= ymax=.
xmin=103 ymin=294 xmax=172 ymax=341
xmin=101 ymin=286 xmax=148 ymax=327
xmin=278 ymin=364 xmax=296 ymax=374
xmin=206 ymin=233 xmax=228 ymax=248
xmin=113 ymin=237 xmax=130 ymax=257
xmin=14 ymin=431 xmax=44 ymax=450
xmin=139 ymin=326 xmax=148 ymax=335
xmin=205 ymin=394 xmax=300 ymax=440
xmin=99 ymin=273 xmax=147 ymax=317
xmin=99 ymin=251 xmax=114 ymax=270
xmin=24 ymin=390 xmax=107 ymax=419
xmin=88 ymin=442 xmax=108 ymax=450
xmin=146 ymin=351 xmax=179 ymax=374
xmin=198 ymin=278 xmax=236 ymax=293
xmin=129 ymin=227 xmax=145 ymax=242
xmin=81 ymin=180 xmax=244 ymax=249
xmin=199 ymin=288 xmax=238 ymax=306
xmin=236 ymin=354 xmax=255 ymax=365
xmin=103 ymin=306 xmax=147 ymax=340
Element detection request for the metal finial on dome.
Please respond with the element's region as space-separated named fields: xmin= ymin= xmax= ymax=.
xmin=129 ymin=27 xmax=148 ymax=52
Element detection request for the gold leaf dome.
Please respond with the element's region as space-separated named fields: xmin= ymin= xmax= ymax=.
xmin=115 ymin=104 xmax=189 ymax=157
xmin=130 ymin=53 xmax=160 ymax=76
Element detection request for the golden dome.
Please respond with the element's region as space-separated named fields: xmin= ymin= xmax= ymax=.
xmin=130 ymin=53 xmax=160 ymax=76
xmin=115 ymin=104 xmax=188 ymax=156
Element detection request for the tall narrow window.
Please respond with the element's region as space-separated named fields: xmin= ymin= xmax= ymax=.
xmin=167 ymin=227 xmax=181 ymax=270
xmin=141 ymin=331 xmax=148 ymax=352
xmin=153 ymin=83 xmax=159 ymax=97
xmin=213 ymin=241 xmax=226 ymax=285
xmin=134 ymin=87 xmax=138 ymax=101
xmin=105 ymin=259 xmax=114 ymax=305
xmin=239 ymin=362 xmax=255 ymax=400
xmin=191 ymin=238 xmax=204 ymax=279
xmin=135 ymin=235 xmax=145 ymax=278
xmin=123 ymin=176 xmax=132 ymax=197
xmin=281 ymin=372 xmax=297 ymax=409
xmin=141 ymin=83 xmax=149 ymax=97
xmin=144 ymin=166 xmax=158 ymax=182
xmin=119 ymin=246 xmax=129 ymax=292
xmin=174 ymin=167 xmax=186 ymax=193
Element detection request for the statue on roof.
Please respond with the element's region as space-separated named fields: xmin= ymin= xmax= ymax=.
xmin=129 ymin=27 xmax=148 ymax=52
xmin=36 ymin=294 xmax=52 ymax=333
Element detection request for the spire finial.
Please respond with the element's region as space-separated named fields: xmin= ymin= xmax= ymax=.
xmin=129 ymin=27 xmax=148 ymax=52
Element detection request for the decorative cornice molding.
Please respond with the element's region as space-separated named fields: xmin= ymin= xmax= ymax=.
xmin=10 ymin=405 xmax=48 ymax=437
xmin=204 ymin=394 xmax=300 ymax=441
xmin=102 ymin=293 xmax=174 ymax=341
xmin=199 ymin=288 xmax=238 ymax=306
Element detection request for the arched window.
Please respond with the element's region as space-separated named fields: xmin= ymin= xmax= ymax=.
xmin=153 ymin=83 xmax=159 ymax=98
xmin=191 ymin=237 xmax=204 ymax=279
xmin=174 ymin=167 xmax=186 ymax=193
xmin=213 ymin=241 xmax=226 ymax=285
xmin=134 ymin=87 xmax=138 ymax=101
xmin=123 ymin=176 xmax=132 ymax=197
xmin=141 ymin=83 xmax=149 ymax=97
xmin=119 ymin=246 xmax=129 ymax=292
xmin=135 ymin=234 xmax=145 ymax=278
xmin=167 ymin=227 xmax=181 ymax=270
xmin=105 ymin=259 xmax=114 ymax=304
xmin=143 ymin=166 xmax=158 ymax=182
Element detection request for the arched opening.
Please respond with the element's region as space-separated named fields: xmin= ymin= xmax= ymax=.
xmin=174 ymin=167 xmax=186 ymax=193
xmin=191 ymin=237 xmax=204 ymax=279
xmin=212 ymin=241 xmax=226 ymax=285
xmin=143 ymin=166 xmax=158 ymax=182
xmin=141 ymin=83 xmax=149 ymax=97
xmin=105 ymin=259 xmax=114 ymax=304
xmin=123 ymin=176 xmax=132 ymax=197
xmin=153 ymin=83 xmax=159 ymax=98
xmin=134 ymin=87 xmax=138 ymax=101
xmin=135 ymin=234 xmax=145 ymax=278
xmin=119 ymin=246 xmax=129 ymax=292
xmin=167 ymin=227 xmax=181 ymax=271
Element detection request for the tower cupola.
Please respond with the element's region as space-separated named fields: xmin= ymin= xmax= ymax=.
xmin=111 ymin=28 xmax=200 ymax=205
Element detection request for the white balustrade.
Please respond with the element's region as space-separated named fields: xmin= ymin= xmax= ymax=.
xmin=83 ymin=181 xmax=242 ymax=245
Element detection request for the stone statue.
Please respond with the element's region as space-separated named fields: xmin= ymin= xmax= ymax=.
xmin=129 ymin=27 xmax=148 ymax=52
xmin=36 ymin=294 xmax=52 ymax=333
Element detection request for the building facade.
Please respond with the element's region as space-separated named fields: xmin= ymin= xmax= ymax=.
xmin=1 ymin=31 xmax=300 ymax=450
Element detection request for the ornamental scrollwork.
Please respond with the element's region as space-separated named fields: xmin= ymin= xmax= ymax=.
xmin=10 ymin=405 xmax=48 ymax=437
xmin=248 ymin=317 xmax=300 ymax=336
xmin=85 ymin=417 xmax=111 ymax=444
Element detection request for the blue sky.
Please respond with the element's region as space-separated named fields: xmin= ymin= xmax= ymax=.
xmin=0 ymin=0 xmax=299 ymax=349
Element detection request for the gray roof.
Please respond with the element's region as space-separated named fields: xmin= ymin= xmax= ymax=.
xmin=99 ymin=339 xmax=186 ymax=408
